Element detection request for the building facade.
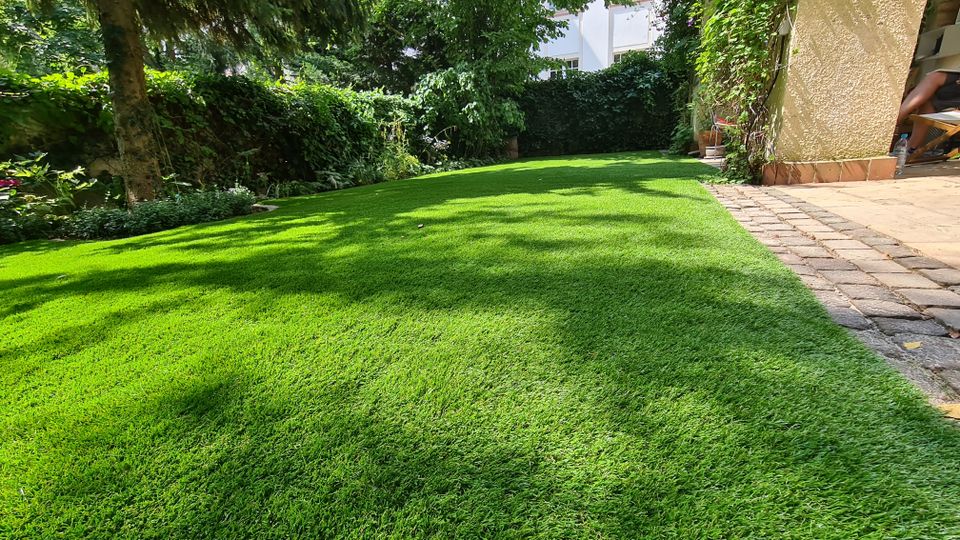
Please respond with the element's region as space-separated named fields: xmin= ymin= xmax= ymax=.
xmin=537 ymin=0 xmax=661 ymax=79
xmin=762 ymin=0 xmax=927 ymax=184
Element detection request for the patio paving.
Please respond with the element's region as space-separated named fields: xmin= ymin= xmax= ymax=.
xmin=775 ymin=176 xmax=960 ymax=269
xmin=709 ymin=183 xmax=960 ymax=408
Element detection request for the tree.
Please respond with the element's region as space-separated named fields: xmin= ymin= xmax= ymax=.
xmin=25 ymin=0 xmax=364 ymax=204
xmin=0 ymin=0 xmax=103 ymax=76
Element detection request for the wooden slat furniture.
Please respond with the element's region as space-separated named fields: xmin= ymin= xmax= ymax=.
xmin=907 ymin=110 xmax=960 ymax=164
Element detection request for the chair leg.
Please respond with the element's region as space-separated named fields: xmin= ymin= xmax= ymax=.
xmin=906 ymin=124 xmax=960 ymax=164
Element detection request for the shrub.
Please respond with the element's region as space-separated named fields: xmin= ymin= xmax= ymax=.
xmin=0 ymin=70 xmax=422 ymax=196
xmin=412 ymin=65 xmax=524 ymax=159
xmin=0 ymin=152 xmax=96 ymax=243
xmin=63 ymin=187 xmax=256 ymax=240
xmin=517 ymin=53 xmax=680 ymax=156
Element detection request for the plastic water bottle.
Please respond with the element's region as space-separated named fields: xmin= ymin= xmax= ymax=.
xmin=893 ymin=134 xmax=909 ymax=176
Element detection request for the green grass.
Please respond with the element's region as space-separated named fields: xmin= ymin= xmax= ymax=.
xmin=3 ymin=153 xmax=960 ymax=538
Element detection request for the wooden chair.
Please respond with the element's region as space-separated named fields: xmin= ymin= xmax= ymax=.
xmin=906 ymin=110 xmax=960 ymax=164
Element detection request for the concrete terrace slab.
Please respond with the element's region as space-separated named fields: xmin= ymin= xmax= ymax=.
xmin=773 ymin=177 xmax=960 ymax=269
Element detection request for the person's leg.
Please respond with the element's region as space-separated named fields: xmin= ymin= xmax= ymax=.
xmin=908 ymin=101 xmax=936 ymax=150
xmin=899 ymin=71 xmax=948 ymax=123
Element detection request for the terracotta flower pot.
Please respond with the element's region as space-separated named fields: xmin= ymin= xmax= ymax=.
xmin=697 ymin=131 xmax=722 ymax=157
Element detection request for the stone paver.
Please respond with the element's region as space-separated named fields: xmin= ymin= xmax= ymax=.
xmin=851 ymin=299 xmax=923 ymax=319
xmin=920 ymin=268 xmax=960 ymax=286
xmin=873 ymin=317 xmax=949 ymax=337
xmin=789 ymin=246 xmax=832 ymax=258
xmin=850 ymin=259 xmax=910 ymax=274
xmin=708 ymin=183 xmax=960 ymax=404
xmin=898 ymin=256 xmax=949 ymax=270
xmin=807 ymin=258 xmax=856 ymax=271
xmin=871 ymin=272 xmax=941 ymax=290
xmin=836 ymin=284 xmax=899 ymax=302
xmin=819 ymin=270 xmax=879 ymax=285
xmin=822 ymin=239 xmax=870 ymax=250
xmin=926 ymin=309 xmax=960 ymax=332
xmin=833 ymin=249 xmax=888 ymax=261
xmin=876 ymin=244 xmax=919 ymax=258
xmin=897 ymin=289 xmax=960 ymax=308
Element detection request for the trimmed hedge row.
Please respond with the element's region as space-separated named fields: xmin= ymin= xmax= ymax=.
xmin=517 ymin=53 xmax=679 ymax=156
xmin=0 ymin=70 xmax=419 ymax=193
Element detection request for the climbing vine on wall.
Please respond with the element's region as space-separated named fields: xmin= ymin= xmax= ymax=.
xmin=693 ymin=0 xmax=794 ymax=181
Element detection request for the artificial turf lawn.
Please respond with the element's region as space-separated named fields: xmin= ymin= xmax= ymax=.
xmin=2 ymin=152 xmax=960 ymax=538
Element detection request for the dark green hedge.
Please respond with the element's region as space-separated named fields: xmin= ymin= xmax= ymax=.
xmin=0 ymin=70 xmax=418 ymax=193
xmin=517 ymin=53 xmax=679 ymax=157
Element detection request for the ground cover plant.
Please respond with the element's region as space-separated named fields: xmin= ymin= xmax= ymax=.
xmin=2 ymin=153 xmax=960 ymax=538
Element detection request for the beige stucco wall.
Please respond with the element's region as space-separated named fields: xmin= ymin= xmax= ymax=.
xmin=771 ymin=0 xmax=926 ymax=161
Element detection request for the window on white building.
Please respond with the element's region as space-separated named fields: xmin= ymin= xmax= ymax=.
xmin=613 ymin=49 xmax=648 ymax=64
xmin=548 ymin=58 xmax=580 ymax=79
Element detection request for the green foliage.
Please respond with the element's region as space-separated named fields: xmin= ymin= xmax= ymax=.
xmin=1 ymin=69 xmax=423 ymax=195
xmin=0 ymin=152 xmax=95 ymax=242
xmin=518 ymin=53 xmax=678 ymax=156
xmin=694 ymin=0 xmax=793 ymax=180
xmin=413 ymin=65 xmax=524 ymax=158
xmin=0 ymin=0 xmax=103 ymax=76
xmin=63 ymin=186 xmax=256 ymax=240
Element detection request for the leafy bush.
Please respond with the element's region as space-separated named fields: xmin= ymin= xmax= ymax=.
xmin=63 ymin=187 xmax=256 ymax=240
xmin=517 ymin=53 xmax=680 ymax=156
xmin=412 ymin=65 xmax=524 ymax=158
xmin=0 ymin=69 xmax=422 ymax=196
xmin=0 ymin=153 xmax=96 ymax=243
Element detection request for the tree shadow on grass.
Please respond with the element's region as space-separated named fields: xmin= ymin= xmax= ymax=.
xmin=5 ymin=153 xmax=960 ymax=537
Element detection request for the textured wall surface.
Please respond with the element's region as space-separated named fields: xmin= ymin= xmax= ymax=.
xmin=773 ymin=0 xmax=926 ymax=161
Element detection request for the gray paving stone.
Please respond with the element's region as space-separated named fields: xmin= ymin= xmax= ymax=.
xmin=796 ymin=224 xmax=835 ymax=233
xmin=800 ymin=274 xmax=835 ymax=290
xmin=810 ymin=231 xmax=850 ymax=241
xmin=851 ymin=259 xmax=910 ymax=274
xmin=836 ymin=284 xmax=900 ymax=302
xmin=833 ymin=249 xmax=888 ymax=261
xmin=754 ymin=216 xmax=782 ymax=224
xmin=779 ymin=236 xmax=817 ymax=247
xmin=832 ymin=222 xmax=863 ymax=231
xmin=827 ymin=307 xmax=873 ymax=330
xmin=919 ymin=268 xmax=960 ymax=286
xmin=789 ymin=246 xmax=832 ymax=258
xmin=820 ymin=270 xmax=880 ymax=285
xmin=871 ymin=272 xmax=941 ymax=289
xmin=873 ymin=317 xmax=949 ymax=337
xmin=765 ymin=224 xmax=794 ymax=231
xmin=859 ymin=236 xmax=899 ymax=247
xmin=807 ymin=258 xmax=857 ymax=271
xmin=851 ymin=299 xmax=922 ymax=319
xmin=898 ymin=289 xmax=960 ymax=308
xmin=876 ymin=244 xmax=918 ymax=258
xmin=819 ymin=216 xmax=847 ymax=224
xmin=822 ymin=239 xmax=871 ymax=250
xmin=890 ymin=334 xmax=960 ymax=370
xmin=785 ymin=218 xmax=823 ymax=227
xmin=788 ymin=264 xmax=818 ymax=276
xmin=776 ymin=253 xmax=804 ymax=265
xmin=845 ymin=228 xmax=880 ymax=239
xmin=897 ymin=256 xmax=949 ymax=270
xmin=814 ymin=289 xmax=851 ymax=308
xmin=940 ymin=369 xmax=960 ymax=393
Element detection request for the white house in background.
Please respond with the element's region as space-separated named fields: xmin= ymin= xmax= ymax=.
xmin=537 ymin=0 xmax=662 ymax=79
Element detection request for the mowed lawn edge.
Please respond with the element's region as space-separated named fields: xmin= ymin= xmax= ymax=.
xmin=2 ymin=153 xmax=959 ymax=538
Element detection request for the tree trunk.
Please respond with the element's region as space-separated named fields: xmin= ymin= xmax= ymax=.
xmin=96 ymin=0 xmax=163 ymax=204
